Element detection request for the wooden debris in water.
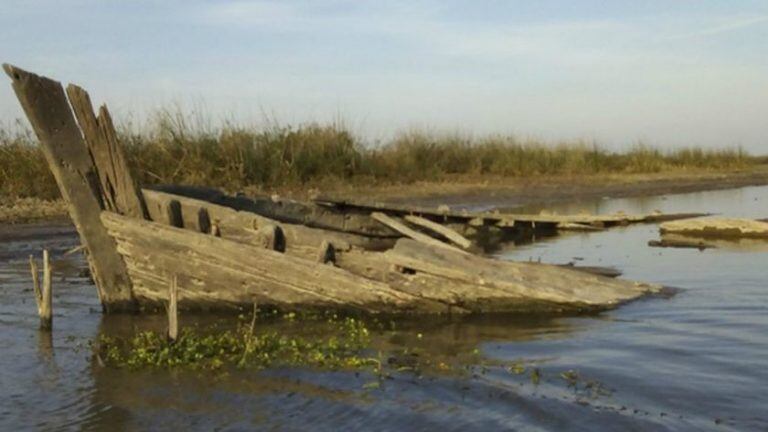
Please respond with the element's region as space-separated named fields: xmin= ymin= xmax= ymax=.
xmin=660 ymin=217 xmax=768 ymax=239
xmin=168 ymin=275 xmax=179 ymax=342
xmin=29 ymin=250 xmax=53 ymax=330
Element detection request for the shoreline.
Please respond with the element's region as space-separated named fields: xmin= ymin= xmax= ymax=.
xmin=314 ymin=165 xmax=768 ymax=208
xmin=3 ymin=166 xmax=768 ymax=224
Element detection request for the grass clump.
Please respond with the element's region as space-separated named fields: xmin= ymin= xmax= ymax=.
xmin=93 ymin=315 xmax=376 ymax=371
xmin=1 ymin=109 xmax=762 ymax=199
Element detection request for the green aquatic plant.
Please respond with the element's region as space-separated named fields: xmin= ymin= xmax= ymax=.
xmin=92 ymin=315 xmax=377 ymax=371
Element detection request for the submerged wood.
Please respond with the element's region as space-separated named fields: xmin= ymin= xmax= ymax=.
xmin=3 ymin=64 xmax=134 ymax=310
xmin=660 ymin=217 xmax=768 ymax=239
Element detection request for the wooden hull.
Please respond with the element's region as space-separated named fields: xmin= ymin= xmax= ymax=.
xmin=4 ymin=65 xmax=664 ymax=314
xmin=107 ymin=190 xmax=662 ymax=314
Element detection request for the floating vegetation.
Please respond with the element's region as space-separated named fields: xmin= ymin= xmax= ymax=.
xmin=92 ymin=314 xmax=378 ymax=371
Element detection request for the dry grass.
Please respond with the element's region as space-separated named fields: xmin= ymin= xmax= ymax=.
xmin=0 ymin=110 xmax=761 ymax=199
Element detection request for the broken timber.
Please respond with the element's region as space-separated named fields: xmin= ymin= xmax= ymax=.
xmin=313 ymin=196 xmax=708 ymax=231
xmin=4 ymin=64 xmax=135 ymax=311
xmin=4 ymin=64 xmax=669 ymax=314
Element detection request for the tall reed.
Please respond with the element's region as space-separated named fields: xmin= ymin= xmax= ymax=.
xmin=0 ymin=111 xmax=759 ymax=199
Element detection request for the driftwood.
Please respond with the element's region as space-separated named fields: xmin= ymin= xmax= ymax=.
xmin=660 ymin=217 xmax=768 ymax=239
xmin=4 ymin=64 xmax=134 ymax=311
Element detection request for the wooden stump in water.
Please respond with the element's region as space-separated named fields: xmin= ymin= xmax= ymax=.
xmin=168 ymin=275 xmax=179 ymax=342
xmin=29 ymin=250 xmax=52 ymax=330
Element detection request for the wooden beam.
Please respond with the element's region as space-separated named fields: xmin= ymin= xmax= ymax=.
xmin=403 ymin=215 xmax=472 ymax=249
xmin=101 ymin=211 xmax=447 ymax=313
xmin=3 ymin=64 xmax=134 ymax=311
xmin=66 ymin=85 xmax=148 ymax=219
xmin=371 ymin=212 xmax=468 ymax=254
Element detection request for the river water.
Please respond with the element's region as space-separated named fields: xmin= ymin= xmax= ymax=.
xmin=1 ymin=186 xmax=766 ymax=431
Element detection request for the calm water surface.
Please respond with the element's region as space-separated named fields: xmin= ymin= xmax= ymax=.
xmin=1 ymin=186 xmax=767 ymax=431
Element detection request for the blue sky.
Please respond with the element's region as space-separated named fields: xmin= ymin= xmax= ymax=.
xmin=1 ymin=1 xmax=767 ymax=150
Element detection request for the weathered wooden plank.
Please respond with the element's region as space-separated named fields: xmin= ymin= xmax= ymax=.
xmin=3 ymin=64 xmax=134 ymax=310
xmin=167 ymin=275 xmax=179 ymax=341
xmin=315 ymin=196 xmax=709 ymax=229
xmin=371 ymin=212 xmax=468 ymax=254
xmin=382 ymin=239 xmax=660 ymax=307
xmin=316 ymin=240 xmax=335 ymax=264
xmin=156 ymin=185 xmax=399 ymax=237
xmin=101 ymin=211 xmax=449 ymax=313
xmin=66 ymin=85 xmax=147 ymax=219
xmin=660 ymin=217 xmax=768 ymax=239
xmin=403 ymin=215 xmax=472 ymax=249
xmin=142 ymin=189 xmax=395 ymax=252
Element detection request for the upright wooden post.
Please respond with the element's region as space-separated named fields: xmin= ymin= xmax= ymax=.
xmin=4 ymin=64 xmax=135 ymax=311
xmin=29 ymin=250 xmax=52 ymax=329
xmin=168 ymin=275 xmax=179 ymax=342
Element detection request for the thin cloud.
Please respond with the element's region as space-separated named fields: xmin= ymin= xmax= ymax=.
xmin=669 ymin=15 xmax=768 ymax=39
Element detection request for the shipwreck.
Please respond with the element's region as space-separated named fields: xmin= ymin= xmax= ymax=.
xmin=4 ymin=64 xmax=700 ymax=314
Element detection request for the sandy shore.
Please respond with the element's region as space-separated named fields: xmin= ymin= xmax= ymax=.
xmin=3 ymin=166 xmax=767 ymax=224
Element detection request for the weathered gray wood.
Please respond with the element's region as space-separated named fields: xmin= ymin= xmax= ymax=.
xmin=4 ymin=64 xmax=134 ymax=310
xmin=101 ymin=211 xmax=448 ymax=313
xmin=29 ymin=252 xmax=52 ymax=329
xmin=316 ymin=196 xmax=709 ymax=230
xmin=168 ymin=275 xmax=179 ymax=341
xmin=164 ymin=199 xmax=184 ymax=228
xmin=316 ymin=240 xmax=335 ymax=264
xmin=197 ymin=207 xmax=212 ymax=234
xmin=66 ymin=85 xmax=147 ymax=219
xmin=382 ymin=239 xmax=660 ymax=307
xmin=254 ymin=224 xmax=285 ymax=251
xmin=142 ymin=189 xmax=394 ymax=253
xmin=371 ymin=212 xmax=468 ymax=254
xmin=41 ymin=250 xmax=52 ymax=329
xmin=660 ymin=217 xmax=768 ymax=239
xmin=403 ymin=215 xmax=472 ymax=249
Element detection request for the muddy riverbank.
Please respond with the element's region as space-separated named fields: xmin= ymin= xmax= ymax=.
xmin=3 ymin=166 xmax=768 ymax=225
